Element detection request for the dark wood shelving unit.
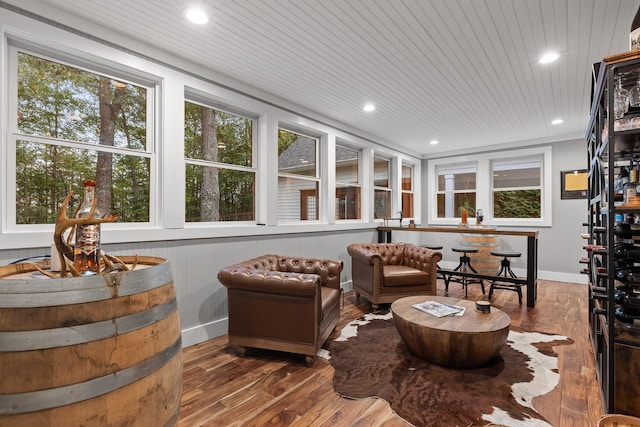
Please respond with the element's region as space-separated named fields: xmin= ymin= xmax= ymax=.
xmin=586 ymin=51 xmax=640 ymax=417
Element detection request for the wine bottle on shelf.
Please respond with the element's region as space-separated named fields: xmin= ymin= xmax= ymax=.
xmin=74 ymin=180 xmax=101 ymax=276
xmin=632 ymin=5 xmax=640 ymax=51
xmin=616 ymin=166 xmax=630 ymax=204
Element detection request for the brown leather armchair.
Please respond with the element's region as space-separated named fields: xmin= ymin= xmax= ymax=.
xmin=347 ymin=243 xmax=442 ymax=309
xmin=218 ymin=255 xmax=343 ymax=366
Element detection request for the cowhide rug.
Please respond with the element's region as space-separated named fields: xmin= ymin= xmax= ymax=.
xmin=320 ymin=311 xmax=573 ymax=427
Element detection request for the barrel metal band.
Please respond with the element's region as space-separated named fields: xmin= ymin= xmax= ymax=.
xmin=0 ymin=336 xmax=182 ymax=414
xmin=1 ymin=262 xmax=173 ymax=308
xmin=0 ymin=298 xmax=177 ymax=352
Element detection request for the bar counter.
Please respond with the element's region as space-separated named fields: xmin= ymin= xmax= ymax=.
xmin=377 ymin=226 xmax=539 ymax=307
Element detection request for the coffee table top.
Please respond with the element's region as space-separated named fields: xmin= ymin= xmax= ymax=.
xmin=391 ymin=295 xmax=511 ymax=334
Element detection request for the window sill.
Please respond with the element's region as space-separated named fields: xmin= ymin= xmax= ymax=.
xmin=0 ymin=221 xmax=379 ymax=250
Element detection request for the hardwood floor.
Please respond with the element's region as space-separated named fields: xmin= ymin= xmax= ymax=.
xmin=178 ymin=279 xmax=603 ymax=426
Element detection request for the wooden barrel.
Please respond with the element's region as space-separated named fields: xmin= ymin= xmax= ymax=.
xmin=0 ymin=256 xmax=182 ymax=427
xmin=460 ymin=234 xmax=500 ymax=276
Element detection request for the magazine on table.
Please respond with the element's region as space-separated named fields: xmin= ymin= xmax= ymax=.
xmin=413 ymin=301 xmax=466 ymax=317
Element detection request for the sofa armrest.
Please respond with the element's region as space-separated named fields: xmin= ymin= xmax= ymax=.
xmin=403 ymin=244 xmax=443 ymax=275
xmin=218 ymin=267 xmax=320 ymax=298
xmin=347 ymin=244 xmax=382 ymax=265
xmin=278 ymin=256 xmax=343 ymax=290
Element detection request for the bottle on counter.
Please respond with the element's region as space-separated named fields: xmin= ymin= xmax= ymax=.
xmin=74 ymin=180 xmax=101 ymax=276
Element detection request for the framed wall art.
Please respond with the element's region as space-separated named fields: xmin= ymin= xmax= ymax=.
xmin=561 ymin=169 xmax=588 ymax=199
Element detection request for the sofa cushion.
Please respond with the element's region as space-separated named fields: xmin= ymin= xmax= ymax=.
xmin=383 ymin=265 xmax=429 ymax=287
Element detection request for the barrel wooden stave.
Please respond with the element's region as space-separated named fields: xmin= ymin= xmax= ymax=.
xmin=460 ymin=234 xmax=500 ymax=276
xmin=0 ymin=356 xmax=182 ymax=427
xmin=0 ymin=256 xmax=182 ymax=427
xmin=0 ymin=282 xmax=175 ymax=332
xmin=0 ymin=311 xmax=180 ymax=393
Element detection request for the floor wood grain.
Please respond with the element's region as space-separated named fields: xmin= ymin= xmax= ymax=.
xmin=178 ymin=278 xmax=602 ymax=426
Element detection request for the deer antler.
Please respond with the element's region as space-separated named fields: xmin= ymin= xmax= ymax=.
xmin=53 ymin=190 xmax=119 ymax=277
xmin=103 ymin=253 xmax=138 ymax=273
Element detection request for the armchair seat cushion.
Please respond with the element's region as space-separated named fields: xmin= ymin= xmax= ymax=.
xmin=383 ymin=265 xmax=429 ymax=286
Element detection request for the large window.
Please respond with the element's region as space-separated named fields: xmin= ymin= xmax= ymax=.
xmin=184 ymin=100 xmax=255 ymax=222
xmin=436 ymin=164 xmax=476 ymax=218
xmin=428 ymin=147 xmax=552 ymax=226
xmin=278 ymin=128 xmax=320 ymax=221
xmin=492 ymin=157 xmax=541 ymax=219
xmin=3 ymin=24 xmax=427 ymax=249
xmin=335 ymin=143 xmax=361 ymax=220
xmin=12 ymin=49 xmax=152 ymax=225
xmin=401 ymin=164 xmax=414 ymax=218
xmin=373 ymin=156 xmax=391 ymax=219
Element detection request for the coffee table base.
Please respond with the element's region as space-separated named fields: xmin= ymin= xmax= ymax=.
xmin=391 ymin=296 xmax=510 ymax=368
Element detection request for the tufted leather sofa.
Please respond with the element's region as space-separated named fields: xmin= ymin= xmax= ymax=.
xmin=217 ymin=254 xmax=343 ymax=366
xmin=347 ymin=243 xmax=442 ymax=309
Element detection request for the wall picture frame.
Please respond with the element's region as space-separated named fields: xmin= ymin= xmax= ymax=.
xmin=561 ymin=169 xmax=588 ymax=199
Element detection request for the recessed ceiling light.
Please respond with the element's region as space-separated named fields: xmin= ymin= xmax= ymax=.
xmin=430 ymin=140 xmax=439 ymax=145
xmin=363 ymin=103 xmax=375 ymax=112
xmin=539 ymin=52 xmax=559 ymax=64
xmin=551 ymin=118 xmax=564 ymax=125
xmin=186 ymin=7 xmax=208 ymax=25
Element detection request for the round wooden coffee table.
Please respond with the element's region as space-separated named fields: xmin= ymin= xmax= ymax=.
xmin=391 ymin=295 xmax=510 ymax=368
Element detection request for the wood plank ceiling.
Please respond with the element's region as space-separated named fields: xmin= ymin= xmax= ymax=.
xmin=5 ymin=0 xmax=640 ymax=157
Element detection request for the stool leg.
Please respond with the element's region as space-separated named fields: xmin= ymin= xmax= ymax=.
xmin=490 ymin=259 xmax=506 ymax=299
xmin=446 ymin=256 xmax=465 ymax=292
xmin=461 ymin=255 xmax=468 ymax=291
xmin=496 ymin=262 xmax=507 ymax=278
xmin=491 ymin=256 xmax=522 ymax=304
xmin=465 ymin=258 xmax=485 ymax=294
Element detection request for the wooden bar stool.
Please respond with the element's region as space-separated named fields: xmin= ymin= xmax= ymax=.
xmin=488 ymin=250 xmax=523 ymax=304
xmin=445 ymin=246 xmax=485 ymax=298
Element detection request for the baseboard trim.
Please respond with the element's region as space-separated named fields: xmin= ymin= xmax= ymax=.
xmin=181 ymin=317 xmax=229 ymax=348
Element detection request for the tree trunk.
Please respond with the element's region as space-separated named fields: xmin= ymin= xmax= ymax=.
xmin=200 ymin=107 xmax=219 ymax=222
xmin=121 ymin=110 xmax=140 ymax=212
xmin=96 ymin=78 xmax=125 ymax=215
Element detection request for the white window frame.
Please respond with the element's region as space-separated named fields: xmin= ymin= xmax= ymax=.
xmin=183 ymin=96 xmax=258 ymax=225
xmin=435 ymin=162 xmax=477 ymax=220
xmin=277 ymin=126 xmax=322 ymax=224
xmin=492 ymin=156 xmax=542 ymax=219
xmin=335 ymin=141 xmax=362 ymax=221
xmin=401 ymin=163 xmax=415 ymax=219
xmin=373 ymin=155 xmax=392 ymax=220
xmin=427 ymin=146 xmax=552 ymax=227
xmin=5 ymin=42 xmax=157 ymax=233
